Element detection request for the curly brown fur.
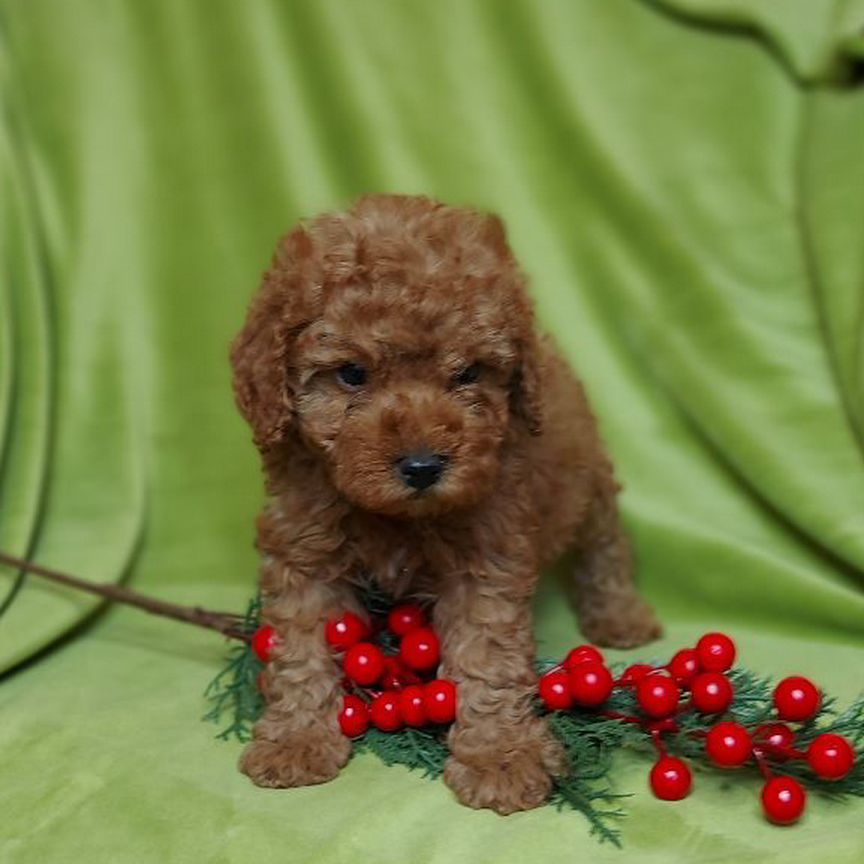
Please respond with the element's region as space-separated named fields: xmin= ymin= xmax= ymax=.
xmin=230 ymin=194 xmax=661 ymax=814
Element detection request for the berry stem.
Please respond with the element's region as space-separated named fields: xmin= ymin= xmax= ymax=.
xmin=753 ymin=748 xmax=775 ymax=782
xmin=601 ymin=710 xmax=644 ymax=725
xmin=650 ymin=728 xmax=668 ymax=757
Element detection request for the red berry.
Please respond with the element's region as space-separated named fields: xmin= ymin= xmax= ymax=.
xmin=807 ymin=733 xmax=855 ymax=780
xmin=399 ymin=627 xmax=441 ymax=671
xmin=569 ymin=661 xmax=614 ymax=707
xmin=539 ymin=670 xmax=574 ymax=711
xmin=619 ymin=663 xmax=655 ymax=686
xmin=381 ymin=656 xmax=419 ymax=690
xmin=761 ymin=776 xmax=806 ymax=825
xmin=338 ymin=695 xmax=370 ymax=737
xmin=705 ymin=721 xmax=752 ymax=767
xmin=380 ymin=656 xmax=401 ymax=689
xmin=636 ymin=674 xmax=680 ymax=718
xmin=251 ymin=625 xmax=282 ymax=662
xmin=754 ymin=723 xmax=796 ymax=760
xmin=649 ymin=756 xmax=693 ymax=801
xmin=387 ymin=604 xmax=426 ymax=636
xmin=343 ymin=642 xmax=386 ymax=686
xmin=773 ymin=676 xmax=821 ymax=722
xmin=563 ymin=645 xmax=604 ymax=670
xmin=325 ymin=612 xmax=370 ymax=651
xmin=690 ymin=672 xmax=734 ymax=714
xmin=648 ymin=717 xmax=680 ymax=735
xmin=668 ymin=649 xmax=700 ymax=687
xmin=370 ymin=691 xmax=404 ymax=732
xmin=398 ymin=685 xmax=429 ymax=727
xmin=424 ymin=679 xmax=457 ymax=724
xmin=696 ymin=632 xmax=736 ymax=673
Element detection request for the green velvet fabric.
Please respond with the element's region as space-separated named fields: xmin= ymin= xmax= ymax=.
xmin=1 ymin=1 xmax=863 ymax=861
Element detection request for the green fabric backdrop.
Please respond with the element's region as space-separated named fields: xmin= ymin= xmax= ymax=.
xmin=1 ymin=1 xmax=863 ymax=861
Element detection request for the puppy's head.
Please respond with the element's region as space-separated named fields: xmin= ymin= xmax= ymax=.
xmin=231 ymin=195 xmax=542 ymax=519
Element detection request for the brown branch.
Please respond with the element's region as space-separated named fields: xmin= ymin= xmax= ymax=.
xmin=0 ymin=550 xmax=250 ymax=642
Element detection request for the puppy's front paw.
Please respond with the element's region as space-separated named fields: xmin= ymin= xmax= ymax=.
xmin=580 ymin=595 xmax=662 ymax=649
xmin=240 ymin=727 xmax=351 ymax=789
xmin=444 ymin=722 xmax=566 ymax=815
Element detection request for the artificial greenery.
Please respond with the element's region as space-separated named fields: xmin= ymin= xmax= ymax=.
xmin=202 ymin=594 xmax=264 ymax=741
xmin=204 ymin=597 xmax=864 ymax=847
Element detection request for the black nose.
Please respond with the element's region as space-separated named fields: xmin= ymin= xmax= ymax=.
xmin=396 ymin=452 xmax=447 ymax=491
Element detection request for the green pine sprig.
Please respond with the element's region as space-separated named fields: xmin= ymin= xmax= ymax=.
xmin=202 ymin=594 xmax=264 ymax=741
xmin=203 ymin=596 xmax=864 ymax=847
xmin=354 ymin=726 xmax=449 ymax=779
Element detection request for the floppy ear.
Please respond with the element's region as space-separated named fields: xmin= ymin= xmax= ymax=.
xmin=230 ymin=226 xmax=317 ymax=450
xmin=477 ymin=212 xmax=511 ymax=261
xmin=510 ymin=330 xmax=544 ymax=436
xmin=474 ymin=213 xmax=543 ymax=435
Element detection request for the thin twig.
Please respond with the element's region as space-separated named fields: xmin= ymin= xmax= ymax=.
xmin=0 ymin=550 xmax=250 ymax=641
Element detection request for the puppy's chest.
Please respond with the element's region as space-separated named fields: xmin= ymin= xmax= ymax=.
xmin=343 ymin=518 xmax=444 ymax=599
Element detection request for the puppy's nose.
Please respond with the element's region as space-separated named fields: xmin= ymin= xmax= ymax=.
xmin=396 ymin=451 xmax=447 ymax=491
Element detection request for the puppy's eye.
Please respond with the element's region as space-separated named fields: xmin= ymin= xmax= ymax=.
xmin=336 ymin=363 xmax=367 ymax=390
xmin=453 ymin=363 xmax=482 ymax=386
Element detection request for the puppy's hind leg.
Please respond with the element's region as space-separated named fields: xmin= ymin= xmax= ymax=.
xmin=572 ymin=493 xmax=662 ymax=649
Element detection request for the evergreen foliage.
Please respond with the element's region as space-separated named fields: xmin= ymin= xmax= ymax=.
xmin=204 ymin=597 xmax=864 ymax=846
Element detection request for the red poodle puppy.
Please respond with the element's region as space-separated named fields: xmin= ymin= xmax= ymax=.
xmin=230 ymin=194 xmax=661 ymax=814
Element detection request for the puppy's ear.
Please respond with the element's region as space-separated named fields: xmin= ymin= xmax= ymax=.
xmin=477 ymin=213 xmax=513 ymax=263
xmin=510 ymin=329 xmax=544 ymax=437
xmin=230 ymin=226 xmax=317 ymax=450
xmin=478 ymin=213 xmax=511 ymax=261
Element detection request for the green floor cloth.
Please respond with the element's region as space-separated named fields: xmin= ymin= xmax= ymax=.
xmin=1 ymin=1 xmax=863 ymax=861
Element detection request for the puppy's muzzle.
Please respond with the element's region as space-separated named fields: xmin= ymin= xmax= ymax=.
xmin=395 ymin=451 xmax=448 ymax=491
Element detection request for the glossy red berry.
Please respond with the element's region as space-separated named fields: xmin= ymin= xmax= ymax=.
xmin=569 ymin=661 xmax=614 ymax=707
xmin=424 ymin=679 xmax=458 ymax=724
xmin=668 ymin=649 xmax=700 ymax=687
xmin=563 ymin=645 xmax=604 ymax=670
xmin=398 ymin=685 xmax=429 ymax=727
xmin=399 ymin=627 xmax=441 ymax=671
xmin=649 ymin=756 xmax=693 ymax=801
xmin=251 ymin=625 xmax=282 ymax=662
xmin=338 ymin=695 xmax=370 ymax=737
xmin=754 ymin=723 xmax=796 ymax=760
xmin=773 ymin=676 xmax=821 ymax=722
xmin=539 ymin=669 xmax=574 ymax=710
xmin=619 ymin=663 xmax=655 ymax=686
xmin=380 ymin=656 xmax=420 ymax=690
xmin=705 ymin=721 xmax=752 ymax=767
xmin=761 ymin=776 xmax=806 ymax=825
xmin=343 ymin=642 xmax=386 ymax=686
xmin=380 ymin=656 xmax=401 ymax=690
xmin=387 ymin=604 xmax=427 ymax=637
xmin=325 ymin=612 xmax=370 ymax=652
xmin=807 ymin=733 xmax=855 ymax=780
xmin=690 ymin=672 xmax=734 ymax=714
xmin=370 ymin=691 xmax=404 ymax=732
xmin=636 ymin=674 xmax=680 ymax=718
xmin=695 ymin=632 xmax=736 ymax=673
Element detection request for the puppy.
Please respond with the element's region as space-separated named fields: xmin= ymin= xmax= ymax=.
xmin=230 ymin=194 xmax=661 ymax=814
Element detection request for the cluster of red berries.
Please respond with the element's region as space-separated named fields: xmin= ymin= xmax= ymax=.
xmin=539 ymin=632 xmax=857 ymax=825
xmin=703 ymin=677 xmax=855 ymax=824
xmin=252 ymin=606 xmax=457 ymax=737
xmin=538 ymin=632 xmax=737 ymax=719
xmin=326 ymin=606 xmax=457 ymax=736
